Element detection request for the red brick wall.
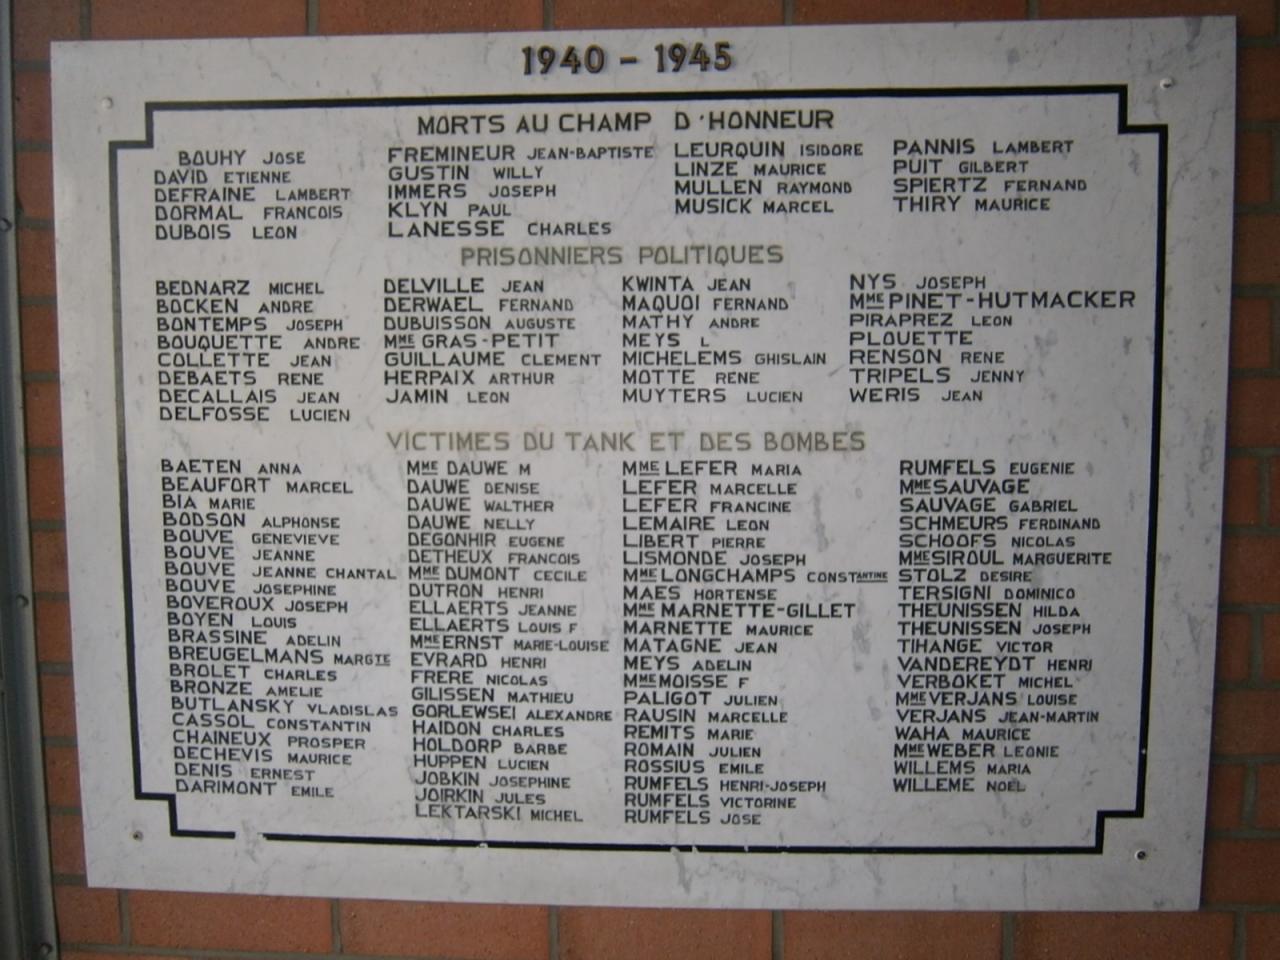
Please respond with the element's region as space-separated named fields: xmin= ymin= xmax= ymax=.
xmin=13 ymin=1 xmax=1277 ymax=957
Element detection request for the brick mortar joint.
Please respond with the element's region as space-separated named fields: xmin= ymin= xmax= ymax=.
xmin=1222 ymin=522 xmax=1280 ymax=534
xmin=1209 ymin=828 xmax=1280 ymax=839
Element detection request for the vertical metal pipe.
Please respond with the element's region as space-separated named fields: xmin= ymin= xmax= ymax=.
xmin=0 ymin=0 xmax=60 ymax=954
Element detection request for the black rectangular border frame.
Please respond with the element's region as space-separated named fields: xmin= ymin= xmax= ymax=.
xmin=107 ymin=84 xmax=1167 ymax=856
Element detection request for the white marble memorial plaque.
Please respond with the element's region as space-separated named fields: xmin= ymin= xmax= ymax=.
xmin=53 ymin=19 xmax=1234 ymax=909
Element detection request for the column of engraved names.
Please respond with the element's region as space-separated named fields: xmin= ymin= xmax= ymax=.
xmin=622 ymin=271 xmax=709 ymax=404
xmin=669 ymin=103 xmax=860 ymax=221
xmin=161 ymin=458 xmax=382 ymax=806
xmin=893 ymin=457 xmax=1110 ymax=802
xmin=167 ymin=458 xmax=399 ymax=814
xmin=621 ymin=263 xmax=804 ymax=407
xmin=620 ymin=271 xmax=732 ymax=406
xmin=405 ymin=438 xmax=597 ymax=827
xmin=383 ymin=275 xmax=596 ymax=409
xmin=406 ymin=448 xmax=511 ymax=821
xmin=621 ymin=457 xmax=719 ymax=827
xmin=894 ymin=458 xmax=1025 ymax=797
xmin=387 ymin=109 xmax=660 ymax=273
xmin=152 ymin=144 xmax=348 ymax=243
xmin=620 ymin=451 xmax=833 ymax=831
xmin=154 ymin=277 xmax=278 ymax=423
xmin=847 ymin=272 xmax=1028 ymax=406
xmin=162 ymin=457 xmax=277 ymax=801
xmin=152 ymin=270 xmax=358 ymax=426
xmin=386 ymin=117 xmax=531 ymax=242
xmin=887 ymin=135 xmax=1082 ymax=216
xmin=383 ymin=276 xmax=499 ymax=408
